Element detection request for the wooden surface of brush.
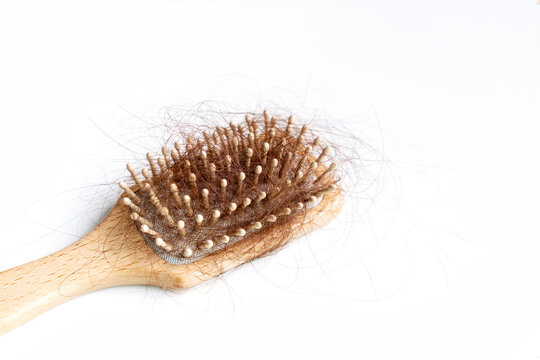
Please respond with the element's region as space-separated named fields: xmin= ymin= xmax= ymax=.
xmin=0 ymin=111 xmax=343 ymax=334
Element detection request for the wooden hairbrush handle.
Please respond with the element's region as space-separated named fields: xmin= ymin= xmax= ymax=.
xmin=0 ymin=203 xmax=140 ymax=334
xmin=0 ymin=238 xmax=114 ymax=334
xmin=0 ymin=187 xmax=343 ymax=334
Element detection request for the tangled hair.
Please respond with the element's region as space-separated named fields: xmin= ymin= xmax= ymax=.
xmin=121 ymin=110 xmax=341 ymax=267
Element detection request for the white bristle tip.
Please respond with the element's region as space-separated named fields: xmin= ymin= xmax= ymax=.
xmin=199 ymin=240 xmax=214 ymax=250
xmin=249 ymin=222 xmax=262 ymax=230
xmin=234 ymin=228 xmax=246 ymax=237
xmin=155 ymin=237 xmax=166 ymax=247
xmin=181 ymin=248 xmax=193 ymax=258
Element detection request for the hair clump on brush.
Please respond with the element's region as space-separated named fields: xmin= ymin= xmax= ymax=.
xmin=120 ymin=111 xmax=339 ymax=265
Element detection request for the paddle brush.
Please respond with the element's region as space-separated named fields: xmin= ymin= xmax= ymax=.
xmin=0 ymin=111 xmax=343 ymax=334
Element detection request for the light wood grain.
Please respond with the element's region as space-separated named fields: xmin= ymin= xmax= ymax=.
xmin=0 ymin=188 xmax=342 ymax=334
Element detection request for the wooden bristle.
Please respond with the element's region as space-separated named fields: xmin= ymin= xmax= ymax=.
xmin=246 ymin=148 xmax=253 ymax=168
xmin=268 ymin=158 xmax=278 ymax=178
xmin=119 ymin=181 xmax=141 ymax=204
xmin=241 ymin=197 xmax=251 ymax=209
xmin=210 ymin=209 xmax=221 ymax=225
xmin=181 ymin=247 xmax=193 ymax=258
xmin=140 ymin=224 xmax=159 ymax=237
xmin=305 ymin=195 xmax=318 ymax=205
xmin=315 ymin=147 xmax=328 ymax=164
xmin=142 ymin=168 xmax=153 ymax=186
xmin=248 ymin=222 xmax=262 ymax=230
xmin=225 ymin=155 xmax=232 ymax=172
xmin=122 ymin=197 xmax=142 ymax=214
xmin=159 ymin=206 xmax=175 ymax=227
xmin=126 ymin=164 xmax=143 ymax=188
xmin=183 ymin=195 xmax=193 ymax=217
xmin=201 ymin=188 xmax=210 ymax=209
xmin=155 ymin=237 xmax=173 ymax=252
xmin=177 ymin=220 xmax=186 ymax=237
xmin=200 ymin=150 xmax=208 ymax=168
xmin=174 ymin=141 xmax=182 ymax=156
xmin=146 ymin=153 xmax=159 ymax=177
xmin=209 ymin=163 xmax=216 ymax=180
xmin=170 ymin=183 xmax=182 ymax=208
xmin=279 ymin=152 xmax=293 ymax=178
xmin=220 ymin=179 xmax=228 ymax=199
xmin=195 ymin=214 xmax=204 ymax=228
xmin=286 ymin=115 xmax=294 ymax=133
xmin=279 ymin=207 xmax=291 ymax=216
xmin=237 ymin=172 xmax=245 ymax=194
xmin=188 ymin=173 xmax=198 ymax=195
xmin=233 ymin=228 xmax=246 ymax=237
xmin=162 ymin=146 xmax=172 ymax=168
xmin=254 ymin=191 xmax=266 ymax=204
xmin=315 ymin=163 xmax=336 ymax=184
xmin=262 ymin=142 xmax=270 ymax=164
xmin=171 ymin=149 xmax=180 ymax=164
xmin=198 ymin=239 xmax=213 ymax=250
xmin=254 ymin=165 xmax=262 ymax=185
xmin=157 ymin=157 xmax=166 ymax=174
xmin=130 ymin=212 xmax=153 ymax=227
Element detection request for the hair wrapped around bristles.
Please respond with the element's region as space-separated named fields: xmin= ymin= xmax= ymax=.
xmin=121 ymin=111 xmax=339 ymax=264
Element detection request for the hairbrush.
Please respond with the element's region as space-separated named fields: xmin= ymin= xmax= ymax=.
xmin=0 ymin=111 xmax=343 ymax=334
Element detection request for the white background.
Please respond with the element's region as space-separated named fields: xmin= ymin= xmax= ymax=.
xmin=0 ymin=1 xmax=539 ymax=359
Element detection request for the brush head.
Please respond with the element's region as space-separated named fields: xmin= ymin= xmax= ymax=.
xmin=121 ymin=112 xmax=340 ymax=265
